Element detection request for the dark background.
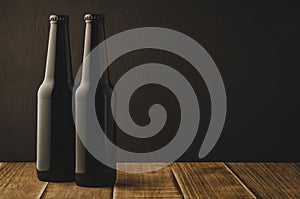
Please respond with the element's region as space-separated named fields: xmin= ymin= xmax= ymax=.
xmin=0 ymin=0 xmax=299 ymax=161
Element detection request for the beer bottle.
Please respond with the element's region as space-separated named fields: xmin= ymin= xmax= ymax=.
xmin=75 ymin=14 xmax=116 ymax=187
xmin=37 ymin=15 xmax=75 ymax=182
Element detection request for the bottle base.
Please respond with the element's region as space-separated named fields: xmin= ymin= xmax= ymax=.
xmin=37 ymin=169 xmax=74 ymax=182
xmin=75 ymin=171 xmax=116 ymax=187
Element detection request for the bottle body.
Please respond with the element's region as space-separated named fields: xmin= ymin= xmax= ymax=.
xmin=75 ymin=14 xmax=116 ymax=187
xmin=75 ymin=86 xmax=116 ymax=187
xmin=37 ymin=15 xmax=75 ymax=182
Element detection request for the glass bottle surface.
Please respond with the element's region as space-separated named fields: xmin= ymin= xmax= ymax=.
xmin=36 ymin=15 xmax=75 ymax=182
xmin=75 ymin=14 xmax=116 ymax=187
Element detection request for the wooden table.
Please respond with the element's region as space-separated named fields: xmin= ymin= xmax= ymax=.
xmin=0 ymin=162 xmax=299 ymax=198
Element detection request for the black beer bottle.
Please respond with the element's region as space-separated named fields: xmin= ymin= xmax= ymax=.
xmin=36 ymin=15 xmax=75 ymax=182
xmin=75 ymin=14 xmax=116 ymax=187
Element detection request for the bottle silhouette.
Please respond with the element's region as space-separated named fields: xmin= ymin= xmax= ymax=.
xmin=36 ymin=15 xmax=75 ymax=182
xmin=75 ymin=14 xmax=116 ymax=187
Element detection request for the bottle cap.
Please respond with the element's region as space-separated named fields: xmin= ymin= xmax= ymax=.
xmin=84 ymin=14 xmax=105 ymax=22
xmin=49 ymin=15 xmax=69 ymax=22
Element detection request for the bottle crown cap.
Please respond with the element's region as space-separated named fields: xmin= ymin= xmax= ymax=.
xmin=84 ymin=14 xmax=105 ymax=22
xmin=49 ymin=15 xmax=69 ymax=22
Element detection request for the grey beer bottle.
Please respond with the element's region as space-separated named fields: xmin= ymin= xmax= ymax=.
xmin=75 ymin=14 xmax=116 ymax=187
xmin=37 ymin=15 xmax=75 ymax=182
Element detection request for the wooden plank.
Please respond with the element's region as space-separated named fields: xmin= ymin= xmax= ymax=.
xmin=113 ymin=163 xmax=183 ymax=198
xmin=226 ymin=163 xmax=300 ymax=199
xmin=42 ymin=182 xmax=112 ymax=199
xmin=0 ymin=162 xmax=47 ymax=199
xmin=171 ymin=162 xmax=255 ymax=199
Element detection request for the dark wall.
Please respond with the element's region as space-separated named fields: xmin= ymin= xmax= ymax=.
xmin=0 ymin=0 xmax=299 ymax=161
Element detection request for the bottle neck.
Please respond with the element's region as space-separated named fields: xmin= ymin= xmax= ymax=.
xmin=44 ymin=21 xmax=73 ymax=85
xmin=83 ymin=21 xmax=110 ymax=86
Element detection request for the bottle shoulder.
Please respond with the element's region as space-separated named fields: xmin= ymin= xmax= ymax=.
xmin=75 ymin=82 xmax=114 ymax=100
xmin=38 ymin=80 xmax=73 ymax=98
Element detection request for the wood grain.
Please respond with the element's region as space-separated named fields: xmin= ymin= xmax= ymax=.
xmin=113 ymin=163 xmax=183 ymax=198
xmin=42 ymin=182 xmax=112 ymax=199
xmin=226 ymin=163 xmax=300 ymax=199
xmin=1 ymin=162 xmax=299 ymax=198
xmin=0 ymin=162 xmax=47 ymax=199
xmin=171 ymin=162 xmax=255 ymax=199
